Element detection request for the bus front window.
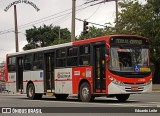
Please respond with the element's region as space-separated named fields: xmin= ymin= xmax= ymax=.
xmin=109 ymin=47 xmax=149 ymax=72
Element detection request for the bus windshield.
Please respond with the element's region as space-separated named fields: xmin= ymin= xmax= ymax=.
xmin=109 ymin=47 xmax=150 ymax=72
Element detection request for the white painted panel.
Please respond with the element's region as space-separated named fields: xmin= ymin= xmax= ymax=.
xmin=23 ymin=82 xmax=27 ymax=93
xmin=23 ymin=71 xmax=31 ymax=82
xmin=63 ymin=81 xmax=72 ymax=94
xmin=23 ymin=71 xmax=31 ymax=93
xmin=55 ymin=81 xmax=62 ymax=93
xmin=8 ymin=83 xmax=16 ymax=93
xmin=108 ymin=82 xmax=122 ymax=94
xmin=30 ymin=70 xmax=44 ymax=81
xmin=34 ymin=82 xmax=44 ymax=93
xmin=8 ymin=73 xmax=16 ymax=93
xmin=23 ymin=71 xmax=44 ymax=93
xmin=55 ymin=68 xmax=72 ymax=94
xmin=31 ymin=70 xmax=44 ymax=93
xmin=8 ymin=73 xmax=16 ymax=83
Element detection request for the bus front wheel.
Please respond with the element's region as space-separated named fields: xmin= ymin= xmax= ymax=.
xmin=80 ymin=82 xmax=94 ymax=102
xmin=116 ymin=94 xmax=130 ymax=102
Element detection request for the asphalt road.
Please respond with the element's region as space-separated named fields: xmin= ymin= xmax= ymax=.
xmin=0 ymin=92 xmax=160 ymax=116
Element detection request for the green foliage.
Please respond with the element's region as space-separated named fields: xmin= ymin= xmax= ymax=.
xmin=23 ymin=25 xmax=71 ymax=50
xmin=52 ymin=39 xmax=71 ymax=45
xmin=23 ymin=43 xmax=37 ymax=51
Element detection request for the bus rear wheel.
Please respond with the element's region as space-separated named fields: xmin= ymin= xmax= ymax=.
xmin=80 ymin=82 xmax=94 ymax=102
xmin=55 ymin=94 xmax=68 ymax=100
xmin=116 ymin=94 xmax=130 ymax=102
xmin=27 ymin=83 xmax=42 ymax=100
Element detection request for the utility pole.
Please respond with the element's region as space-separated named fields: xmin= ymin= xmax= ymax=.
xmin=115 ymin=0 xmax=118 ymax=33
xmin=71 ymin=0 xmax=76 ymax=42
xmin=59 ymin=27 xmax=61 ymax=39
xmin=14 ymin=5 xmax=19 ymax=52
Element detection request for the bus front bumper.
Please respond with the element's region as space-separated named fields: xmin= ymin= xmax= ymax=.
xmin=108 ymin=82 xmax=152 ymax=94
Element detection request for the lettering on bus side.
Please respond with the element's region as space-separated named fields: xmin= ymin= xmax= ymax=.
xmin=55 ymin=68 xmax=72 ymax=79
xmin=57 ymin=72 xmax=71 ymax=78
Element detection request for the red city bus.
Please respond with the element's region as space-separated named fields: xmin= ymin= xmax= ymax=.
xmin=5 ymin=35 xmax=152 ymax=102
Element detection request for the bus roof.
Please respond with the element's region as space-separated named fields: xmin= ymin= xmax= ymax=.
xmin=7 ymin=35 xmax=147 ymax=57
xmin=8 ymin=42 xmax=72 ymax=57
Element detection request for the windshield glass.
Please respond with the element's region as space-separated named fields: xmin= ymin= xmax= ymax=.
xmin=109 ymin=47 xmax=150 ymax=72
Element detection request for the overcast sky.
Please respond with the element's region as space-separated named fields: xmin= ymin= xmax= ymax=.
xmin=0 ymin=0 xmax=146 ymax=62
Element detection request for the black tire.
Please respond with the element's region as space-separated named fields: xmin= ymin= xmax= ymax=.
xmin=55 ymin=94 xmax=68 ymax=100
xmin=116 ymin=94 xmax=130 ymax=102
xmin=27 ymin=83 xmax=35 ymax=99
xmin=80 ymin=82 xmax=94 ymax=102
xmin=27 ymin=83 xmax=43 ymax=100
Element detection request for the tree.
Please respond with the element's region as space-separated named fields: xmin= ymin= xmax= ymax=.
xmin=117 ymin=0 xmax=160 ymax=83
xmin=23 ymin=25 xmax=71 ymax=50
xmin=52 ymin=39 xmax=71 ymax=45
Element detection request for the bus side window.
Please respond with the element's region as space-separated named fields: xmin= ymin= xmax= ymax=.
xmin=56 ymin=48 xmax=66 ymax=67
xmin=24 ymin=54 xmax=32 ymax=71
xmin=67 ymin=47 xmax=78 ymax=67
xmin=8 ymin=57 xmax=16 ymax=72
xmin=79 ymin=45 xmax=90 ymax=66
xmin=33 ymin=52 xmax=43 ymax=70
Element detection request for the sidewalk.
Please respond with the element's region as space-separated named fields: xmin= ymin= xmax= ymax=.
xmin=0 ymin=91 xmax=26 ymax=96
xmin=152 ymin=84 xmax=160 ymax=92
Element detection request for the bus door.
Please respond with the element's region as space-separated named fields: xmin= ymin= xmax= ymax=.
xmin=92 ymin=42 xmax=106 ymax=93
xmin=16 ymin=57 xmax=23 ymax=93
xmin=44 ymin=52 xmax=55 ymax=93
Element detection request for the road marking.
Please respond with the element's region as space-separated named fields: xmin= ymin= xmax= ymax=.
xmin=24 ymin=99 xmax=132 ymax=107
xmin=1 ymin=95 xmax=159 ymax=107
xmin=147 ymin=102 xmax=160 ymax=107
xmin=24 ymin=99 xmax=159 ymax=107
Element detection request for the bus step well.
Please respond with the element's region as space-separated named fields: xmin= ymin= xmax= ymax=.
xmin=45 ymin=92 xmax=54 ymax=96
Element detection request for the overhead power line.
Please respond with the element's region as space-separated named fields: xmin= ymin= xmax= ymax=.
xmin=76 ymin=18 xmax=106 ymax=27
xmin=0 ymin=1 xmax=107 ymax=36
xmin=0 ymin=3 xmax=87 ymax=35
xmin=86 ymin=4 xmax=101 ymax=20
xmin=84 ymin=0 xmax=100 ymax=4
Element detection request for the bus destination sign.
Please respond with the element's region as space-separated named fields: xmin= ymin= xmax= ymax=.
xmin=115 ymin=39 xmax=143 ymax=44
xmin=110 ymin=37 xmax=147 ymax=45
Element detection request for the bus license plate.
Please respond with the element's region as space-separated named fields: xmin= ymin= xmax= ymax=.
xmin=131 ymin=86 xmax=138 ymax=90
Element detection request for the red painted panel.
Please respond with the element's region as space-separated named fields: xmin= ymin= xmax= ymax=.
xmin=72 ymin=35 xmax=145 ymax=46
xmin=73 ymin=36 xmax=110 ymax=46
xmin=106 ymin=65 xmax=112 ymax=94
xmin=0 ymin=72 xmax=2 ymax=80
xmin=72 ymin=66 xmax=93 ymax=94
xmin=5 ymin=54 xmax=8 ymax=82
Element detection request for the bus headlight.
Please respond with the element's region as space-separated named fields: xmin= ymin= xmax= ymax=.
xmin=108 ymin=76 xmax=124 ymax=86
xmin=145 ymin=80 xmax=152 ymax=85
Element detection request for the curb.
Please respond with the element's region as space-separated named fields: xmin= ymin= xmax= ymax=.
xmin=0 ymin=93 xmax=26 ymax=96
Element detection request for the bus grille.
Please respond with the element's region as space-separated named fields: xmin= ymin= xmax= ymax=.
xmin=124 ymin=82 xmax=145 ymax=85
xmin=125 ymin=87 xmax=144 ymax=92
